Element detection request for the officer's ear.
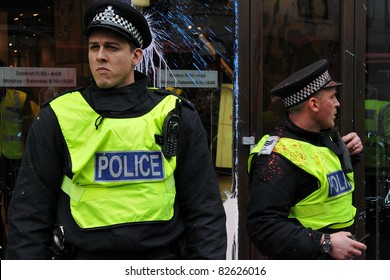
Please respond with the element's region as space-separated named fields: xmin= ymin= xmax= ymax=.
xmin=307 ymin=93 xmax=322 ymax=113
xmin=131 ymin=48 xmax=144 ymax=66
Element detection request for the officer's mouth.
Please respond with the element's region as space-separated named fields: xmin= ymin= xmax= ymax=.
xmin=96 ymin=67 xmax=110 ymax=73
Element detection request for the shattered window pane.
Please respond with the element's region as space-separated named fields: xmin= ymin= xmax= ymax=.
xmin=143 ymin=0 xmax=235 ymax=199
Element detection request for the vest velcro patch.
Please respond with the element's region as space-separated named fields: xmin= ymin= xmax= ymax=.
xmin=258 ymin=136 xmax=280 ymax=155
xmin=327 ymin=170 xmax=352 ymax=197
xmin=95 ymin=151 xmax=164 ymax=181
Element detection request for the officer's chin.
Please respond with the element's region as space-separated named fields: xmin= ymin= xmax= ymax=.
xmin=96 ymin=81 xmax=114 ymax=89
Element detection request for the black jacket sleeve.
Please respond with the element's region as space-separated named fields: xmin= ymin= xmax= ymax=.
xmin=175 ymin=104 xmax=227 ymax=259
xmin=5 ymin=106 xmax=66 ymax=259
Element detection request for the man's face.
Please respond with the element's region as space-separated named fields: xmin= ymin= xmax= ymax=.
xmin=88 ymin=30 xmax=137 ymax=89
xmin=315 ymin=87 xmax=340 ymax=130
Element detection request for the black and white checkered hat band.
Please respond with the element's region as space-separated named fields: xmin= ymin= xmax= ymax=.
xmin=283 ymin=70 xmax=331 ymax=107
xmin=91 ymin=6 xmax=144 ymax=48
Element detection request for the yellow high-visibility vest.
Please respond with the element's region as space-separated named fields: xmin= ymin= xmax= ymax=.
xmin=0 ymin=89 xmax=27 ymax=159
xmin=248 ymin=135 xmax=356 ymax=230
xmin=51 ymin=91 xmax=179 ymax=229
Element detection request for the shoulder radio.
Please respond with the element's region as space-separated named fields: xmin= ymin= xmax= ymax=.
xmin=162 ymin=111 xmax=180 ymax=157
xmin=333 ymin=131 xmax=353 ymax=173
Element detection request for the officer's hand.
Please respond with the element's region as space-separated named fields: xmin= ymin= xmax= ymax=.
xmin=341 ymin=132 xmax=363 ymax=156
xmin=329 ymin=231 xmax=367 ymax=260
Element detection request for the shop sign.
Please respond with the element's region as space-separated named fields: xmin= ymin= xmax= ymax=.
xmin=0 ymin=67 xmax=76 ymax=87
xmin=158 ymin=70 xmax=218 ymax=88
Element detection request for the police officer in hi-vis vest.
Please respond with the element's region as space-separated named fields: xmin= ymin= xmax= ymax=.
xmin=246 ymin=59 xmax=367 ymax=259
xmin=5 ymin=0 xmax=226 ymax=259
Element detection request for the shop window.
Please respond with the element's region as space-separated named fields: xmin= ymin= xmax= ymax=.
xmin=365 ymin=0 xmax=390 ymax=260
xmin=261 ymin=0 xmax=341 ymax=134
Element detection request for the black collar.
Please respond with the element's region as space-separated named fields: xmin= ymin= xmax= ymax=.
xmin=86 ymin=71 xmax=149 ymax=113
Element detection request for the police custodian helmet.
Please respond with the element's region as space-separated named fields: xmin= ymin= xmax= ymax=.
xmin=271 ymin=59 xmax=342 ymax=108
xmin=83 ymin=0 xmax=152 ymax=49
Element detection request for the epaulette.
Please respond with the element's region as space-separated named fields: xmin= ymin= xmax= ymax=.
xmin=148 ymin=87 xmax=195 ymax=110
xmin=258 ymin=136 xmax=280 ymax=155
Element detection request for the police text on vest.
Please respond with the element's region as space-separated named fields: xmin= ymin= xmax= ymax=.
xmin=95 ymin=151 xmax=164 ymax=181
xmin=327 ymin=170 xmax=352 ymax=197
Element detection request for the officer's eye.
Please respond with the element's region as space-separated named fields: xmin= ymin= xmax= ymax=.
xmin=89 ymin=44 xmax=99 ymax=51
xmin=107 ymin=45 xmax=119 ymax=51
